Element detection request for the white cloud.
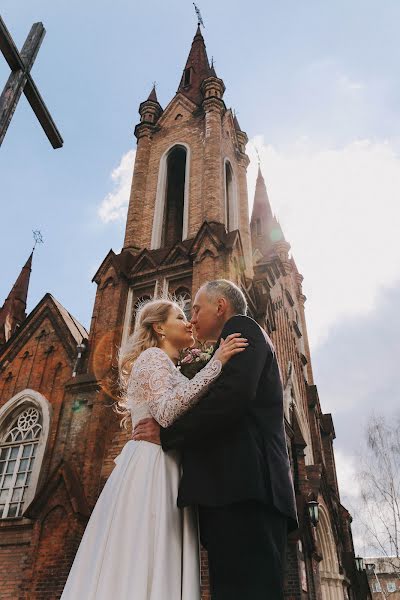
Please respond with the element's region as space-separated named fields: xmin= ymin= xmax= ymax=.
xmin=98 ymin=149 xmax=136 ymax=223
xmin=338 ymin=74 xmax=364 ymax=92
xmin=247 ymin=136 xmax=400 ymax=349
xmin=334 ymin=448 xmax=361 ymax=503
xmin=100 ymin=138 xmax=400 ymax=354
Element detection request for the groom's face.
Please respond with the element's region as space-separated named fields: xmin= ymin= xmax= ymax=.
xmin=191 ymin=288 xmax=220 ymax=343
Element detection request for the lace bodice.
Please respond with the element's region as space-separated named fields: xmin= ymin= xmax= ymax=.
xmin=127 ymin=347 xmax=222 ymax=428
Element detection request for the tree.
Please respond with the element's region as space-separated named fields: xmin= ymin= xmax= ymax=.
xmin=357 ymin=414 xmax=400 ymax=592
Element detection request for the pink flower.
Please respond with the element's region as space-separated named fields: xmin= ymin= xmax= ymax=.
xmin=181 ymin=354 xmax=193 ymax=364
xmin=180 ymin=348 xmax=203 ymax=364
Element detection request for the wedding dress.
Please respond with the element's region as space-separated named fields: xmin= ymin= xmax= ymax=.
xmin=60 ymin=347 xmax=222 ymax=600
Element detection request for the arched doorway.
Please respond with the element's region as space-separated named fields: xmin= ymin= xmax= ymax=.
xmin=317 ymin=503 xmax=346 ymax=599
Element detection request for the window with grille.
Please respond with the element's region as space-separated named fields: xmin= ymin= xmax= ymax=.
xmin=130 ymin=295 xmax=152 ymax=334
xmin=174 ymin=288 xmax=191 ymax=321
xmin=0 ymin=406 xmax=42 ymax=518
xmin=387 ymin=581 xmax=396 ymax=592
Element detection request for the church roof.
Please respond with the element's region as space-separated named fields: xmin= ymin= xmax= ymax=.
xmin=49 ymin=295 xmax=88 ymax=345
xmin=177 ymin=25 xmax=212 ymax=105
xmin=0 ymin=292 xmax=88 ymax=365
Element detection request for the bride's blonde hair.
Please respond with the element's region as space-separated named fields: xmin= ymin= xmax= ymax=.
xmin=116 ymin=298 xmax=179 ymax=429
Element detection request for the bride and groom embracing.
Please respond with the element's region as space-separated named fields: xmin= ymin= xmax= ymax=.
xmin=61 ymin=279 xmax=298 ymax=600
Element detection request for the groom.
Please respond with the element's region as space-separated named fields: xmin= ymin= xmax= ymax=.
xmin=133 ymin=279 xmax=298 ymax=599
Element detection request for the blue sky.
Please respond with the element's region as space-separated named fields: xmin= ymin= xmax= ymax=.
xmin=1 ymin=1 xmax=399 ymax=548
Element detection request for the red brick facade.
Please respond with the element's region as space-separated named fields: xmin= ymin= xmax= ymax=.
xmin=0 ymin=25 xmax=370 ymax=600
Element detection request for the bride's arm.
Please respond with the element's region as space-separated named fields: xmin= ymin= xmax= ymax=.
xmin=130 ymin=347 xmax=222 ymax=428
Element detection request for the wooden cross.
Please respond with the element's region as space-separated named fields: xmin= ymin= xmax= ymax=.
xmin=0 ymin=16 xmax=63 ymax=148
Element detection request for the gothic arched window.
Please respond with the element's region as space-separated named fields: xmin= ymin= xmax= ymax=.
xmin=224 ymin=160 xmax=238 ymax=232
xmin=174 ymin=287 xmax=191 ymax=321
xmin=152 ymin=144 xmax=190 ymax=250
xmin=130 ymin=295 xmax=152 ymax=334
xmin=0 ymin=390 xmax=51 ymax=519
xmin=183 ymin=68 xmax=192 ymax=87
xmin=162 ymin=147 xmax=187 ymax=248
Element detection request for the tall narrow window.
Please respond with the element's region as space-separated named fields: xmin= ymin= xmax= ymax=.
xmin=130 ymin=294 xmax=152 ymax=334
xmin=0 ymin=406 xmax=42 ymax=518
xmin=162 ymin=147 xmax=187 ymax=248
xmin=183 ymin=68 xmax=191 ymax=86
xmin=174 ymin=287 xmax=191 ymax=320
xmin=224 ymin=161 xmax=235 ymax=232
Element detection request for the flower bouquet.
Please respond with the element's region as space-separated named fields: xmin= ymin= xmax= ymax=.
xmin=178 ymin=343 xmax=214 ymax=379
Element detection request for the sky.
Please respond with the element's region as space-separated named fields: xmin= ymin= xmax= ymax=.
xmin=1 ymin=1 xmax=399 ymax=551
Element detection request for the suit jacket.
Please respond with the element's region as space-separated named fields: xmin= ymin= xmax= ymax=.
xmin=160 ymin=314 xmax=298 ymax=532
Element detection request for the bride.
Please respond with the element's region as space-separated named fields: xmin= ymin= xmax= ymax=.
xmin=60 ymin=298 xmax=248 ymax=600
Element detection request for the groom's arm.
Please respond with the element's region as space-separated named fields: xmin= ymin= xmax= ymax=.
xmin=160 ymin=315 xmax=270 ymax=451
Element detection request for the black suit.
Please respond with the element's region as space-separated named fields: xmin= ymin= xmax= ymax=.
xmin=160 ymin=315 xmax=298 ymax=599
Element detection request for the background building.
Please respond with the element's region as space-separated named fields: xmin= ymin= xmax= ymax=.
xmin=366 ymin=558 xmax=400 ymax=599
xmin=0 ymin=25 xmax=368 ymax=599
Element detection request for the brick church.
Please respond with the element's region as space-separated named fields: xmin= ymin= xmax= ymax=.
xmin=0 ymin=25 xmax=368 ymax=600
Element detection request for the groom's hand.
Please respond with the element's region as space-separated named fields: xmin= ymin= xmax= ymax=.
xmin=132 ymin=418 xmax=161 ymax=445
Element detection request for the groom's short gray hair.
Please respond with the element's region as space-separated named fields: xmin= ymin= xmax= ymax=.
xmin=202 ymin=279 xmax=247 ymax=315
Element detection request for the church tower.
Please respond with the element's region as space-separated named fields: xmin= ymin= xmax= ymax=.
xmin=122 ymin=25 xmax=253 ymax=302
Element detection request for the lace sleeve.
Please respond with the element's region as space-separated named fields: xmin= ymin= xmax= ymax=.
xmin=130 ymin=347 xmax=222 ymax=427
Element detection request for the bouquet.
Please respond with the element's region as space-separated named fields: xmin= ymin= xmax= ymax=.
xmin=178 ymin=343 xmax=214 ymax=380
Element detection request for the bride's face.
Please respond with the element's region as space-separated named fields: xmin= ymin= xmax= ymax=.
xmin=161 ymin=306 xmax=195 ymax=350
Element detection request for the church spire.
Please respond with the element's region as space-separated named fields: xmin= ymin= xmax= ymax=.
xmin=178 ymin=25 xmax=212 ymax=105
xmin=147 ymin=84 xmax=158 ymax=103
xmin=251 ymin=167 xmax=287 ymax=259
xmin=251 ymin=166 xmax=273 ymax=224
xmin=0 ymin=251 xmax=33 ymax=347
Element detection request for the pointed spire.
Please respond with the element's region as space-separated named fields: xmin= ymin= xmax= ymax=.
xmin=251 ymin=166 xmax=273 ymax=224
xmin=0 ymin=251 xmax=33 ymax=347
xmin=233 ymin=113 xmax=241 ymax=132
xmin=209 ymin=57 xmax=217 ymax=78
xmin=178 ymin=25 xmax=211 ymax=105
xmin=147 ymin=84 xmax=158 ymax=103
xmin=251 ymin=167 xmax=287 ymax=259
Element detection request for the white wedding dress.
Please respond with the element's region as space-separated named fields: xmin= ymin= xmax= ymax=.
xmin=61 ymin=347 xmax=222 ymax=600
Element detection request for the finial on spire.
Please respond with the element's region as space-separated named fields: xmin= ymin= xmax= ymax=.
xmin=32 ymin=230 xmax=44 ymax=252
xmin=193 ymin=3 xmax=205 ymax=28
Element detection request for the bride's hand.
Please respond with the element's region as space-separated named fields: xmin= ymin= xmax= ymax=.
xmin=214 ymin=333 xmax=248 ymax=366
